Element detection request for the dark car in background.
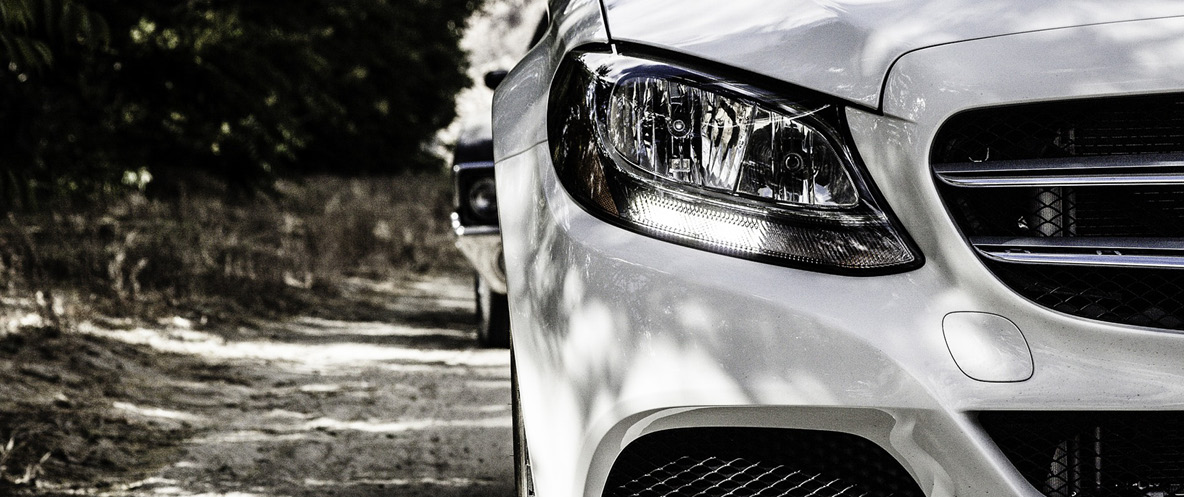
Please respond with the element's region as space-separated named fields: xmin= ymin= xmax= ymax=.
xmin=451 ymin=14 xmax=547 ymax=348
xmin=452 ymin=128 xmax=509 ymax=348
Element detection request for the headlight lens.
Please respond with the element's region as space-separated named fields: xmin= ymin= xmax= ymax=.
xmin=467 ymin=176 xmax=499 ymax=224
xmin=549 ymin=49 xmax=920 ymax=273
xmin=607 ymin=76 xmax=859 ymax=207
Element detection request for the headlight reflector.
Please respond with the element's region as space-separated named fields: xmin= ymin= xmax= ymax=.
xmin=607 ymin=77 xmax=859 ymax=207
xmin=549 ymin=49 xmax=920 ymax=273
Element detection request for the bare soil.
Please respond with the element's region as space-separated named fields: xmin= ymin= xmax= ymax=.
xmin=1 ymin=273 xmax=512 ymax=496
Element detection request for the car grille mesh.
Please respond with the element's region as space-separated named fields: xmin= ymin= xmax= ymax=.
xmin=603 ymin=428 xmax=922 ymax=497
xmin=931 ymin=94 xmax=1184 ymax=161
xmin=986 ymin=262 xmax=1184 ymax=330
xmin=943 ymin=186 xmax=1184 ymax=239
xmin=1074 ymin=188 xmax=1184 ymax=237
xmin=931 ymin=93 xmax=1184 ymax=331
xmin=980 ymin=412 xmax=1184 ymax=497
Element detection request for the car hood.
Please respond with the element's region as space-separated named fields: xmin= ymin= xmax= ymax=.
xmin=601 ymin=0 xmax=1184 ymax=108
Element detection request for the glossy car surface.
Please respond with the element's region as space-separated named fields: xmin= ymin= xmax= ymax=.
xmin=450 ymin=15 xmax=550 ymax=349
xmin=494 ymin=1 xmax=1184 ymax=496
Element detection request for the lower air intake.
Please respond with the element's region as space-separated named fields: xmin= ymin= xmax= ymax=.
xmin=603 ymin=428 xmax=923 ymax=497
xmin=980 ymin=412 xmax=1184 ymax=497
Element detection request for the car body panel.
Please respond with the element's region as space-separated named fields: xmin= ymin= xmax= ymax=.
xmin=602 ymin=0 xmax=1184 ymax=107
xmin=851 ymin=15 xmax=1184 ymax=407
xmin=882 ymin=15 xmax=1184 ymax=122
xmin=492 ymin=0 xmax=608 ymax=161
xmin=494 ymin=3 xmax=1184 ymax=497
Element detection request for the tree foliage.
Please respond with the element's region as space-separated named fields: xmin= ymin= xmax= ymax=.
xmin=0 ymin=0 xmax=481 ymax=209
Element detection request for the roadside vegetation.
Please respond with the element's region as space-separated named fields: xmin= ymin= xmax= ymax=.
xmin=0 ymin=175 xmax=469 ymax=492
xmin=0 ymin=0 xmax=481 ymax=206
xmin=0 ymin=0 xmax=484 ymax=491
xmin=2 ymin=174 xmax=467 ymax=326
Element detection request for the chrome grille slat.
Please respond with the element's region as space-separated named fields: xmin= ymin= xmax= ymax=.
xmin=937 ymin=173 xmax=1184 ymax=188
xmin=978 ymin=251 xmax=1184 ymax=270
xmin=932 ymin=93 xmax=1184 ymax=331
xmin=972 ymin=236 xmax=1184 ymax=268
xmin=934 ymin=154 xmax=1184 ymax=187
xmin=971 ymin=236 xmax=1184 ymax=252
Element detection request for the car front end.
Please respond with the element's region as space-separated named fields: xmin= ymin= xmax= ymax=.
xmin=494 ymin=2 xmax=1184 ymax=496
xmin=452 ymin=132 xmax=511 ymax=347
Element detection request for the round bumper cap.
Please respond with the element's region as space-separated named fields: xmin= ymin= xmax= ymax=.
xmin=943 ymin=312 xmax=1034 ymax=383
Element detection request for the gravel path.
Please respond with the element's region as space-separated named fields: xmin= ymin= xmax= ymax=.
xmin=50 ymin=274 xmax=513 ymax=496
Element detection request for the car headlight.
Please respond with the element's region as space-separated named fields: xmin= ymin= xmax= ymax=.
xmin=468 ymin=176 xmax=499 ymax=224
xmin=548 ymin=48 xmax=921 ymax=273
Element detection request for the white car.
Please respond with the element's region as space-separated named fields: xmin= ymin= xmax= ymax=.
xmin=493 ymin=1 xmax=1184 ymax=496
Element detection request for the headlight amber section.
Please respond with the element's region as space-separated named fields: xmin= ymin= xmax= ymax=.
xmin=548 ymin=49 xmax=920 ymax=273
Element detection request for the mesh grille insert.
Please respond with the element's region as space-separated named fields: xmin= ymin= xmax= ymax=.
xmin=940 ymin=185 xmax=1184 ymax=239
xmin=931 ymin=94 xmax=1184 ymax=164
xmin=603 ymin=428 xmax=922 ymax=497
xmin=986 ymin=262 xmax=1184 ymax=330
xmin=980 ymin=412 xmax=1184 ymax=497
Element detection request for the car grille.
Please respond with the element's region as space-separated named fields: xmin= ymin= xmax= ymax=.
xmin=980 ymin=412 xmax=1184 ymax=497
xmin=603 ymin=428 xmax=923 ymax=497
xmin=985 ymin=263 xmax=1184 ymax=330
xmin=931 ymin=93 xmax=1184 ymax=331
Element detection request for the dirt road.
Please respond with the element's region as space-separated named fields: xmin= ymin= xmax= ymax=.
xmin=41 ymin=274 xmax=514 ymax=496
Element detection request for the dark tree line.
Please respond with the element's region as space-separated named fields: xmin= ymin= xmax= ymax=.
xmin=0 ymin=0 xmax=481 ymax=209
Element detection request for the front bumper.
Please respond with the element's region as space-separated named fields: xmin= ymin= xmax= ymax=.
xmin=496 ymin=15 xmax=1184 ymax=497
xmin=501 ymin=140 xmax=1184 ymax=497
xmin=452 ymin=215 xmax=507 ymax=294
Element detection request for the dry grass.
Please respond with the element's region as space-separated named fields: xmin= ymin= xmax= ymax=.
xmin=0 ymin=173 xmax=468 ymax=326
xmin=0 ymin=326 xmax=206 ymax=492
xmin=0 ymin=173 xmax=471 ymax=491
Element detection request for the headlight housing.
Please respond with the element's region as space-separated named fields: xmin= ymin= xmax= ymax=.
xmin=548 ymin=48 xmax=921 ymax=273
xmin=454 ymin=164 xmax=499 ymax=227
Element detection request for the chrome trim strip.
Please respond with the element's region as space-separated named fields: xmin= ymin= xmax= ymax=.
xmin=934 ymin=154 xmax=1184 ymax=187
xmin=978 ymin=250 xmax=1184 ymax=269
xmin=451 ymin=211 xmax=501 ymax=237
xmin=452 ymin=160 xmax=496 ymax=173
xmin=972 ymin=236 xmax=1184 ymax=253
xmin=455 ymin=225 xmax=501 ymax=237
xmin=940 ymin=174 xmax=1184 ymax=188
xmin=973 ymin=237 xmax=1184 ymax=269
